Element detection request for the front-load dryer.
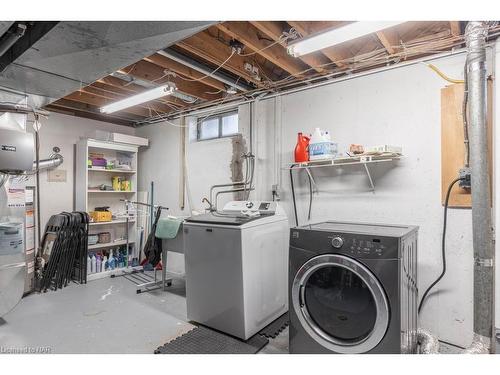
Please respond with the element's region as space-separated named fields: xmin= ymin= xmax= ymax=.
xmin=289 ymin=221 xmax=418 ymax=354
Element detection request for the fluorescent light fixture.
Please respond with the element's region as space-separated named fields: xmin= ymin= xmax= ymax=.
xmin=288 ymin=21 xmax=404 ymax=57
xmin=100 ymin=84 xmax=175 ymax=114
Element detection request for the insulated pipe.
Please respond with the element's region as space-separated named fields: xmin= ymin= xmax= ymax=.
xmin=464 ymin=21 xmax=494 ymax=354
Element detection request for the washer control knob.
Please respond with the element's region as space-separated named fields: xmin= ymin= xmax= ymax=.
xmin=331 ymin=236 xmax=344 ymax=249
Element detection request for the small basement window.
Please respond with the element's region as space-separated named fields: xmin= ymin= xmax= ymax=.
xmin=197 ymin=111 xmax=238 ymax=141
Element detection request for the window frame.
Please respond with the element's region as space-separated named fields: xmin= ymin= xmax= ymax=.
xmin=196 ymin=110 xmax=239 ymax=141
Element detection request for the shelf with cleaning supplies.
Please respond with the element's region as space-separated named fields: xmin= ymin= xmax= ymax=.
xmin=284 ymin=153 xmax=403 ymax=226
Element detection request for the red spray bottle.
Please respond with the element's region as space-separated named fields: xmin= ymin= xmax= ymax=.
xmin=294 ymin=132 xmax=310 ymax=163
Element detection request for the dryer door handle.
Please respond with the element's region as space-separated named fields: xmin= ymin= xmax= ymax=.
xmin=298 ymin=284 xmax=305 ymax=307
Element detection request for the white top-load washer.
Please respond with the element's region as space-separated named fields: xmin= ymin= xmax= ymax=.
xmin=183 ymin=201 xmax=289 ymax=340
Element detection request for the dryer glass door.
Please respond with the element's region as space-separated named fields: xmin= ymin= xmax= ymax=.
xmin=292 ymin=254 xmax=389 ymax=353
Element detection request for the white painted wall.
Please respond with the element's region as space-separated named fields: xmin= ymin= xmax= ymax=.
xmin=26 ymin=112 xmax=135 ymax=233
xmin=136 ymin=52 xmax=496 ymax=347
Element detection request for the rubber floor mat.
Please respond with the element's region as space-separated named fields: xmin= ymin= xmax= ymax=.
xmin=154 ymin=326 xmax=269 ymax=354
xmin=258 ymin=312 xmax=289 ymax=339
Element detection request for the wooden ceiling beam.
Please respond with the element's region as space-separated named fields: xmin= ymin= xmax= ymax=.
xmin=249 ymin=21 xmax=331 ymax=74
xmin=217 ymin=22 xmax=308 ymax=77
xmin=287 ymin=21 xmax=347 ymax=68
xmin=144 ymin=53 xmax=226 ymax=91
xmin=375 ymin=30 xmax=400 ymax=55
xmin=121 ymin=60 xmax=221 ymax=101
xmin=177 ymin=31 xmax=263 ymax=87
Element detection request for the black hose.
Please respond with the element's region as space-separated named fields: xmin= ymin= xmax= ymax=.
xmin=418 ymin=177 xmax=464 ymax=314
xmin=289 ymin=165 xmax=298 ymax=226
xmin=307 ymin=173 xmax=313 ymax=221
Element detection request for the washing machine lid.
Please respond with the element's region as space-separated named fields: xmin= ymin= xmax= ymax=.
xmin=303 ymin=221 xmax=417 ymax=238
xmin=185 ymin=212 xmax=264 ymax=226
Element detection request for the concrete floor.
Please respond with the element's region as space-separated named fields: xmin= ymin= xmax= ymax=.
xmin=0 ymin=274 xmax=288 ymax=354
xmin=0 ymin=273 xmax=470 ymax=354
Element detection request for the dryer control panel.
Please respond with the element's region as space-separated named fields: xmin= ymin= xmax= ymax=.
xmin=328 ymin=234 xmax=391 ymax=258
xmin=222 ymin=201 xmax=277 ymax=215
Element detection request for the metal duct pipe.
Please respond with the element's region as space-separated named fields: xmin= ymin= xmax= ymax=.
xmin=0 ymin=23 xmax=26 ymax=57
xmin=34 ymin=154 xmax=63 ymax=171
xmin=158 ymin=49 xmax=252 ymax=92
xmin=417 ymin=329 xmax=440 ymax=354
xmin=464 ymin=21 xmax=494 ymax=354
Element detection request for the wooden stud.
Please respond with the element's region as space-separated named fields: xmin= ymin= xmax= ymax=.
xmin=375 ymin=30 xmax=399 ymax=55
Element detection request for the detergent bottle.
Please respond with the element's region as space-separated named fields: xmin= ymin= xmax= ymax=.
xmin=96 ymin=254 xmax=102 ymax=273
xmin=108 ymin=250 xmax=116 ymax=270
xmin=91 ymin=254 xmax=96 ymax=274
xmin=294 ymin=132 xmax=310 ymax=163
xmin=309 ymin=128 xmax=335 ymax=160
xmin=102 ymin=255 xmax=108 ymax=272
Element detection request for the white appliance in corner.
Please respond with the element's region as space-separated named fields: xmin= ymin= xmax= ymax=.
xmin=183 ymin=201 xmax=289 ymax=340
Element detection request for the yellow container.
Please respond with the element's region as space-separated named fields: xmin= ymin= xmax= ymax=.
xmin=112 ymin=176 xmax=121 ymax=191
xmin=89 ymin=211 xmax=112 ymax=222
xmin=121 ymin=180 xmax=131 ymax=191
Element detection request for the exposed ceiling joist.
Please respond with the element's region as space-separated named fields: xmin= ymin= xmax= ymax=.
xmin=287 ymin=21 xmax=347 ymax=68
xmin=375 ymin=30 xmax=400 ymax=55
xmin=176 ymin=31 xmax=264 ymax=87
xmin=217 ymin=21 xmax=308 ymax=77
xmin=249 ymin=21 xmax=331 ymax=74
xmin=121 ymin=59 xmax=221 ymax=101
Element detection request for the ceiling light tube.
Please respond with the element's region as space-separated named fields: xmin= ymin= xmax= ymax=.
xmin=100 ymin=84 xmax=175 ymax=114
xmin=288 ymin=21 xmax=404 ymax=57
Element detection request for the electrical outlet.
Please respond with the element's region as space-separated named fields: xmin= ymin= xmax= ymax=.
xmin=459 ymin=167 xmax=471 ymax=189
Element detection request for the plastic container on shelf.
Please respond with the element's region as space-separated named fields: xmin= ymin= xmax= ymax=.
xmin=294 ymin=132 xmax=310 ymax=163
xmin=309 ymin=128 xmax=337 ymax=160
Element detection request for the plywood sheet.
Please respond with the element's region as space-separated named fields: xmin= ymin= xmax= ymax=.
xmin=441 ymin=82 xmax=492 ymax=208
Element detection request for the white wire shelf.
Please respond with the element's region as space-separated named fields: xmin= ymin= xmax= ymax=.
xmin=284 ymin=153 xmax=402 ymax=170
xmin=286 ymin=153 xmax=403 ymax=193
xmin=89 ymin=219 xmax=136 ymax=226
xmin=88 ymin=168 xmax=136 ymax=174
xmin=88 ymin=239 xmax=135 ymax=250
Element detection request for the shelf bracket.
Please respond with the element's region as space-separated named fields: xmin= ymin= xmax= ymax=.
xmin=363 ymin=163 xmax=375 ymax=192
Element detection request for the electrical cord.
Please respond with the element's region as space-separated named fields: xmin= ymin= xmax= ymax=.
xmin=289 ymin=165 xmax=299 ymax=226
xmin=418 ymin=176 xmax=465 ymax=314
